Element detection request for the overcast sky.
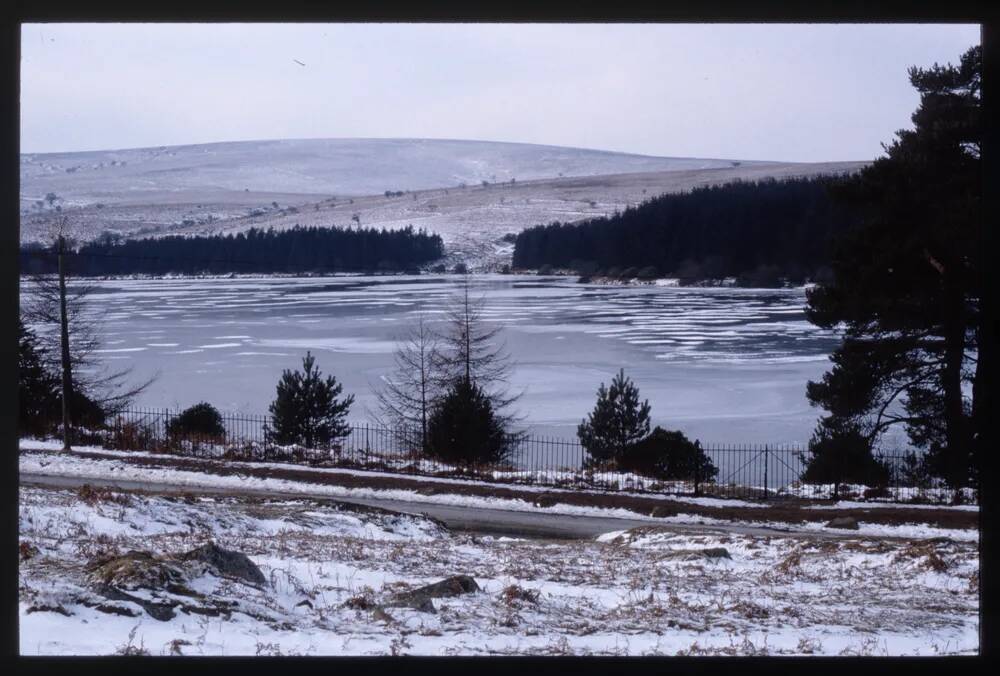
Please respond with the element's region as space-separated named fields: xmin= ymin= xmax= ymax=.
xmin=20 ymin=23 xmax=979 ymax=161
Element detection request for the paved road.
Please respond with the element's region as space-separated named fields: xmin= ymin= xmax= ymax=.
xmin=20 ymin=471 xmax=858 ymax=541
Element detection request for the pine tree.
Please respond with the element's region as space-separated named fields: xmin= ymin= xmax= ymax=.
xmin=18 ymin=319 xmax=62 ymax=437
xmin=425 ymin=377 xmax=509 ymax=465
xmin=578 ymin=369 xmax=651 ymax=465
xmin=433 ymin=277 xmax=521 ymax=429
xmin=805 ymin=45 xmax=981 ymax=488
xmin=268 ymin=351 xmax=355 ymax=448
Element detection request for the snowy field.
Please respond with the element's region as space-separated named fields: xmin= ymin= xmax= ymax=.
xmin=22 ymin=274 xmax=852 ymax=447
xmin=19 ymin=483 xmax=979 ymax=656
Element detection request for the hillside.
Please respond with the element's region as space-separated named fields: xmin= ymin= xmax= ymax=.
xmin=19 ymin=137 xmax=867 ymax=269
xmin=21 ymin=137 xmax=768 ymax=207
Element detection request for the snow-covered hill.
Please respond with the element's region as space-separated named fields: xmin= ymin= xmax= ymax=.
xmin=20 ymin=137 xmax=772 ymax=206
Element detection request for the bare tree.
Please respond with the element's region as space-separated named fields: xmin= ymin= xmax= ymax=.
xmin=22 ymin=220 xmax=156 ymax=443
xmin=432 ymin=276 xmax=522 ymax=428
xmin=372 ymin=316 xmax=441 ymax=451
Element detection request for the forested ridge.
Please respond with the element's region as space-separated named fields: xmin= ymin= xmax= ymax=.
xmin=511 ymin=175 xmax=864 ymax=285
xmin=19 ymin=225 xmax=444 ymax=275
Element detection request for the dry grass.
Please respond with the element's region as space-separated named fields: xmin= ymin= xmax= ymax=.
xmin=20 ymin=541 xmax=40 ymax=561
xmin=77 ymin=484 xmax=131 ymax=507
xmin=165 ymin=638 xmax=192 ymax=656
xmin=893 ymin=541 xmax=950 ymax=573
xmin=775 ymin=548 xmax=802 ymax=575
xmin=341 ymin=585 xmax=377 ymax=611
xmin=499 ymin=584 xmax=540 ymax=607
xmin=114 ymin=626 xmax=150 ymax=656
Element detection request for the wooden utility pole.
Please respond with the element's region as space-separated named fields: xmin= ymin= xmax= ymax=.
xmin=57 ymin=235 xmax=73 ymax=451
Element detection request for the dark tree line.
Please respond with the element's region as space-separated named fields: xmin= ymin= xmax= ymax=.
xmin=511 ymin=175 xmax=864 ymax=285
xmin=19 ymin=225 xmax=444 ymax=276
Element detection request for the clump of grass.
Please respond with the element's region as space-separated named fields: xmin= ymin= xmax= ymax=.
xmin=114 ymin=626 xmax=150 ymax=656
xmin=74 ymin=532 xmax=124 ymax=563
xmin=893 ymin=542 xmax=949 ymax=573
xmin=341 ymin=586 xmax=377 ymax=610
xmin=255 ymin=641 xmax=283 ymax=656
xmin=166 ymin=638 xmax=191 ymax=656
xmin=20 ymin=541 xmax=39 ymax=561
xmin=775 ymin=548 xmax=803 ymax=575
xmin=796 ymin=637 xmax=823 ymax=654
xmin=729 ymin=599 xmax=770 ymax=620
xmin=500 ymin=584 xmax=540 ymax=606
xmin=77 ymin=484 xmax=131 ymax=507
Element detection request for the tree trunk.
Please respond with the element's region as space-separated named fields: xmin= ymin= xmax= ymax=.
xmin=970 ymin=300 xmax=989 ymax=490
xmin=941 ymin=279 xmax=968 ymax=487
xmin=58 ymin=236 xmax=73 ymax=451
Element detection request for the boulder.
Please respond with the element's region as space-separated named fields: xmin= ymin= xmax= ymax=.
xmin=661 ymin=547 xmax=732 ymax=560
xmin=178 ymin=541 xmax=267 ymax=587
xmin=825 ymin=516 xmax=860 ymax=530
xmin=87 ymin=550 xmax=186 ymax=591
xmin=86 ymin=545 xmax=264 ymax=622
xmin=700 ymin=547 xmax=731 ymax=559
xmin=386 ymin=575 xmax=480 ymax=613
xmin=533 ymin=493 xmax=559 ymax=508
xmin=92 ymin=583 xmax=178 ymax=622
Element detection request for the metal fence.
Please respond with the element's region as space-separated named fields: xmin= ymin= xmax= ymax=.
xmin=91 ymin=407 xmax=978 ymax=505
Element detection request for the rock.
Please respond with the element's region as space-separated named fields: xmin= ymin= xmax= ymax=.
xmin=87 ymin=550 xmax=186 ymax=591
xmin=409 ymin=598 xmax=438 ymax=614
xmin=386 ymin=575 xmax=480 ymax=613
xmin=533 ymin=493 xmax=559 ymax=508
xmin=700 ymin=547 xmax=731 ymax=559
xmin=85 ymin=551 xmax=206 ymax=621
xmin=93 ymin=583 xmax=178 ymax=621
xmin=661 ymin=547 xmax=732 ymax=561
xmin=649 ymin=505 xmax=675 ymax=518
xmin=25 ymin=603 xmax=72 ymax=617
xmin=372 ymin=606 xmax=397 ymax=623
xmin=178 ymin=541 xmax=267 ymax=587
xmin=825 ymin=516 xmax=860 ymax=530
xmin=91 ymin=603 xmax=140 ymax=618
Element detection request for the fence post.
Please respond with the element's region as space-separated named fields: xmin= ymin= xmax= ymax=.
xmin=834 ymin=449 xmax=841 ymax=501
xmin=763 ymin=445 xmax=769 ymax=501
xmin=693 ymin=452 xmax=700 ymax=497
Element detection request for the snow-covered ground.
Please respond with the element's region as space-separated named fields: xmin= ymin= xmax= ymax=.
xmin=19 ymin=482 xmax=979 ymax=656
